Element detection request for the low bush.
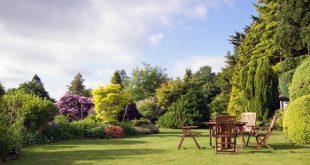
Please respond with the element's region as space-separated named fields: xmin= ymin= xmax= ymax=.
xmin=283 ymin=94 xmax=310 ymax=145
xmin=105 ymin=126 xmax=123 ymax=138
xmin=0 ymin=114 xmax=23 ymax=161
xmin=1 ymin=90 xmax=57 ymax=132
xmin=157 ymin=111 xmax=179 ymax=128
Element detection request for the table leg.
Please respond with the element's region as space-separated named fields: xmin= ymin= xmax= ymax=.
xmin=209 ymin=127 xmax=212 ymax=147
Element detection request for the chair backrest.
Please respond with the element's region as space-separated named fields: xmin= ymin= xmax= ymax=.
xmin=240 ymin=112 xmax=256 ymax=132
xmin=268 ymin=115 xmax=277 ymax=132
xmin=215 ymin=115 xmax=236 ymax=135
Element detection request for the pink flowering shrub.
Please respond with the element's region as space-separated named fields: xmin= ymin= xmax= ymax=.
xmin=56 ymin=93 xmax=94 ymax=121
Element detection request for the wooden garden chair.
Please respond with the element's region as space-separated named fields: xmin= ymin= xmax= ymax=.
xmin=239 ymin=112 xmax=257 ymax=146
xmin=177 ymin=112 xmax=201 ymax=149
xmin=253 ymin=115 xmax=277 ymax=151
xmin=215 ymin=115 xmax=237 ymax=154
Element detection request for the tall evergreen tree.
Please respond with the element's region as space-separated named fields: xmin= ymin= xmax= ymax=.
xmin=67 ymin=73 xmax=90 ymax=97
xmin=184 ymin=69 xmax=193 ymax=83
xmin=111 ymin=71 xmax=122 ymax=85
xmin=18 ymin=74 xmax=53 ymax=101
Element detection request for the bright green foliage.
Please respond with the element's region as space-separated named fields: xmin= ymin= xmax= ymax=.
xmin=136 ymin=97 xmax=160 ymax=122
xmin=18 ymin=74 xmax=53 ymax=101
xmin=111 ymin=71 xmax=122 ymax=85
xmin=67 ymin=73 xmax=91 ymax=97
xmin=157 ymin=88 xmax=209 ymax=128
xmin=1 ymin=90 xmax=57 ymax=132
xmin=155 ymin=79 xmax=187 ymax=111
xmin=289 ymin=57 xmax=310 ymax=101
xmin=92 ymin=83 xmax=129 ymax=123
xmin=0 ymin=82 xmax=5 ymax=98
xmin=283 ymin=94 xmax=310 ymax=145
xmin=126 ymin=63 xmax=168 ymax=101
xmin=273 ymin=56 xmax=307 ymax=74
xmin=276 ymin=0 xmax=310 ymax=56
xmin=209 ymin=93 xmax=229 ymax=116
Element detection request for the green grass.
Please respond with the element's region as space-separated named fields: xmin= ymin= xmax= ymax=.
xmin=4 ymin=129 xmax=310 ymax=165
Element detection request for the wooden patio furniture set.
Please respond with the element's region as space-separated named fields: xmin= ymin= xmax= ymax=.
xmin=177 ymin=112 xmax=277 ymax=154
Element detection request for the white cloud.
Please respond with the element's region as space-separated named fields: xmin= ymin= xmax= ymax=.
xmin=0 ymin=0 xmax=236 ymax=98
xmin=171 ymin=55 xmax=226 ymax=78
xmin=149 ymin=32 xmax=165 ymax=46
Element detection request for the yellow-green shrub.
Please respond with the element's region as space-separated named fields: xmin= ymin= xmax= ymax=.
xmin=283 ymin=94 xmax=310 ymax=145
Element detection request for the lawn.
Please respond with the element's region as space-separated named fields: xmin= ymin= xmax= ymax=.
xmin=5 ymin=129 xmax=310 ymax=165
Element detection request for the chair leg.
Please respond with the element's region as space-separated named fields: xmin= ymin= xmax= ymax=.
xmin=192 ymin=137 xmax=201 ymax=149
xmin=209 ymin=128 xmax=212 ymax=147
xmin=178 ymin=136 xmax=185 ymax=149
xmin=246 ymin=134 xmax=251 ymax=146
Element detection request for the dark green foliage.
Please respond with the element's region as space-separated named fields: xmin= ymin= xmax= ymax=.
xmin=184 ymin=69 xmax=193 ymax=83
xmin=111 ymin=71 xmax=122 ymax=85
xmin=276 ymin=0 xmax=310 ymax=56
xmin=126 ymin=63 xmax=168 ymax=101
xmin=209 ymin=93 xmax=229 ymax=116
xmin=1 ymin=90 xmax=57 ymax=132
xmin=67 ymin=73 xmax=91 ymax=97
xmin=0 ymin=113 xmax=23 ymax=161
xmin=18 ymin=74 xmax=53 ymax=101
xmin=278 ymin=70 xmax=295 ymax=98
xmin=283 ymin=94 xmax=310 ymax=145
xmin=157 ymin=88 xmax=209 ymax=128
xmin=289 ymin=57 xmax=310 ymax=101
xmin=0 ymin=83 xmax=5 ymax=98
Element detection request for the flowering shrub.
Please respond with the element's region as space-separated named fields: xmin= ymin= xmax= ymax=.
xmin=56 ymin=93 xmax=94 ymax=121
xmin=104 ymin=126 xmax=123 ymax=138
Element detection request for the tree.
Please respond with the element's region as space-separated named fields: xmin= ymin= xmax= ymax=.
xmin=92 ymin=83 xmax=130 ymax=123
xmin=67 ymin=73 xmax=91 ymax=97
xmin=126 ymin=63 xmax=168 ymax=101
xmin=0 ymin=83 xmax=5 ymax=98
xmin=184 ymin=69 xmax=193 ymax=83
xmin=56 ymin=94 xmax=94 ymax=121
xmin=111 ymin=71 xmax=122 ymax=85
xmin=155 ymin=79 xmax=187 ymax=111
xmin=157 ymin=87 xmax=209 ymax=128
xmin=18 ymin=74 xmax=53 ymax=101
xmin=136 ymin=97 xmax=161 ymax=122
xmin=276 ymin=0 xmax=309 ymax=57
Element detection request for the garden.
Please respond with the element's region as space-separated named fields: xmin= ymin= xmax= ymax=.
xmin=0 ymin=0 xmax=310 ymax=164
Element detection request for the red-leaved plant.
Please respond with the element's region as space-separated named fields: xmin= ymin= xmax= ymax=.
xmin=105 ymin=126 xmax=123 ymax=138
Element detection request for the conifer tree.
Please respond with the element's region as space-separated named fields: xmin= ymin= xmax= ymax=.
xmin=111 ymin=71 xmax=122 ymax=85
xmin=67 ymin=73 xmax=90 ymax=96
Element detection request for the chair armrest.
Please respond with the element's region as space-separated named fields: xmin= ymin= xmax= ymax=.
xmin=182 ymin=126 xmax=198 ymax=129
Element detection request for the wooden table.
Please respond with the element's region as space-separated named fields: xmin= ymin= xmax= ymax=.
xmin=203 ymin=121 xmax=247 ymax=149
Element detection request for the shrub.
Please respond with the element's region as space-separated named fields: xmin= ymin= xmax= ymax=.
xmin=157 ymin=88 xmax=209 ymax=128
xmin=156 ymin=110 xmax=179 ymax=128
xmin=289 ymin=57 xmax=310 ymax=101
xmin=132 ymin=118 xmax=150 ymax=127
xmin=136 ymin=97 xmax=161 ymax=122
xmin=283 ymin=94 xmax=310 ymax=145
xmin=105 ymin=126 xmax=123 ymax=138
xmin=118 ymin=122 xmax=137 ymax=136
xmin=0 ymin=114 xmax=23 ymax=161
xmin=135 ymin=123 xmax=159 ymax=134
xmin=92 ymin=83 xmax=129 ymax=123
xmin=56 ymin=93 xmax=94 ymax=121
xmin=1 ymin=90 xmax=57 ymax=132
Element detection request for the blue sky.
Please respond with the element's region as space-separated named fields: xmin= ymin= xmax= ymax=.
xmin=0 ymin=0 xmax=256 ymax=99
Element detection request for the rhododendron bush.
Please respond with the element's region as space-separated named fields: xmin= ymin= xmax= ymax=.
xmin=56 ymin=93 xmax=94 ymax=121
xmin=105 ymin=126 xmax=123 ymax=138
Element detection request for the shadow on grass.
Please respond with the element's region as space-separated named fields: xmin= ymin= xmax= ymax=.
xmin=20 ymin=148 xmax=165 ymax=164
